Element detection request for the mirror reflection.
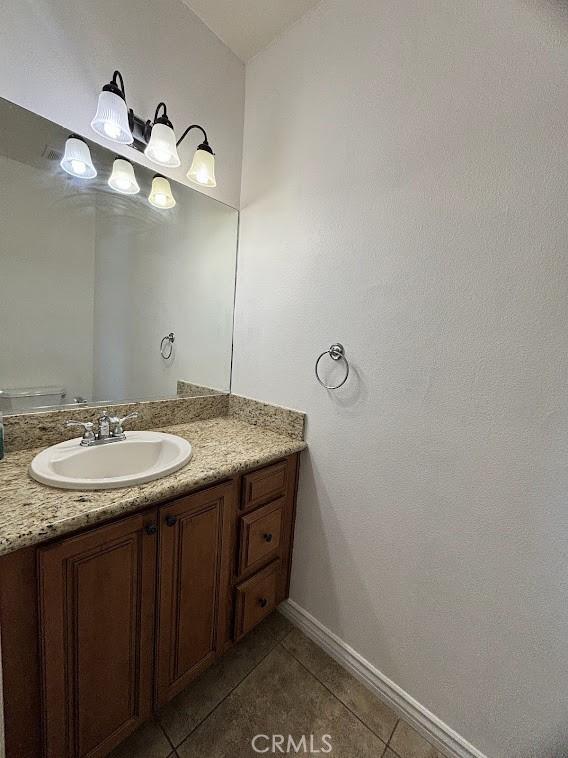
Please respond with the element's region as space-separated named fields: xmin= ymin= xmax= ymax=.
xmin=0 ymin=97 xmax=238 ymax=413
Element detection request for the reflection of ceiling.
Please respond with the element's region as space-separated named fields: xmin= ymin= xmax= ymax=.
xmin=0 ymin=99 xmax=67 ymax=174
xmin=181 ymin=0 xmax=321 ymax=61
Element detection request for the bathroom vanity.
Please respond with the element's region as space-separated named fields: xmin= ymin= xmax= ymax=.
xmin=0 ymin=93 xmax=306 ymax=758
xmin=0 ymin=405 xmax=305 ymax=758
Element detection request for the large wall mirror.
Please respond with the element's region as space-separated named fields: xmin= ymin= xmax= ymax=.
xmin=0 ymin=97 xmax=238 ymax=413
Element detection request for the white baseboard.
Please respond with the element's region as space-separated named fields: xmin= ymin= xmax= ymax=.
xmin=278 ymin=599 xmax=489 ymax=758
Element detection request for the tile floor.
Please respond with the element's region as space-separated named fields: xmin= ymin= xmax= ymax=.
xmin=109 ymin=612 xmax=448 ymax=758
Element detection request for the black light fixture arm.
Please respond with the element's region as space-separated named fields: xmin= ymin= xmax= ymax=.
xmin=113 ymin=71 xmax=126 ymax=95
xmin=176 ymin=124 xmax=213 ymax=153
xmin=104 ymin=70 xmax=126 ymax=100
xmin=153 ymin=102 xmax=171 ymax=125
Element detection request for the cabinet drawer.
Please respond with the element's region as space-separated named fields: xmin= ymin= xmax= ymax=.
xmin=241 ymin=461 xmax=288 ymax=510
xmin=234 ymin=561 xmax=280 ymax=639
xmin=239 ymin=500 xmax=283 ymax=574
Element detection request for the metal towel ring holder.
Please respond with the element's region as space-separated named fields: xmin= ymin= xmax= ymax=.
xmin=315 ymin=343 xmax=350 ymax=389
xmin=160 ymin=332 xmax=175 ymax=360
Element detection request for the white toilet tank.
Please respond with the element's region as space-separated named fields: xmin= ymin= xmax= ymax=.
xmin=0 ymin=386 xmax=66 ymax=412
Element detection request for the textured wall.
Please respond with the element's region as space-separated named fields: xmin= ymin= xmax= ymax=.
xmin=233 ymin=1 xmax=568 ymax=755
xmin=0 ymin=155 xmax=96 ymax=402
xmin=0 ymin=0 xmax=245 ymax=208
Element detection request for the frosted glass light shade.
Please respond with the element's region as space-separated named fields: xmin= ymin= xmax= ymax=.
xmin=60 ymin=136 xmax=97 ymax=179
xmin=148 ymin=176 xmax=176 ymax=209
xmin=187 ymin=147 xmax=216 ymax=187
xmin=144 ymin=123 xmax=181 ymax=167
xmin=91 ymin=90 xmax=133 ymax=144
xmin=108 ymin=158 xmax=140 ymax=194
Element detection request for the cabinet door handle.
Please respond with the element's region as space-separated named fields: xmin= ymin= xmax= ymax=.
xmin=145 ymin=524 xmax=158 ymax=536
xmin=263 ymin=533 xmax=273 ymax=543
xmin=259 ymin=597 xmax=268 ymax=608
xmin=166 ymin=515 xmax=177 ymax=527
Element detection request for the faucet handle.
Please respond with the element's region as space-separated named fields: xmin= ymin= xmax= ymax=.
xmin=110 ymin=412 xmax=139 ymax=437
xmin=65 ymin=421 xmax=96 ymax=445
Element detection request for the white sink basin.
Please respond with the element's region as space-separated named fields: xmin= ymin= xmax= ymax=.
xmin=29 ymin=431 xmax=192 ymax=490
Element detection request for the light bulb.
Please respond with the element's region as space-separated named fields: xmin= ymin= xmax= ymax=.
xmin=60 ymin=136 xmax=97 ymax=179
xmin=108 ymin=157 xmax=140 ymax=195
xmin=144 ymin=122 xmax=181 ymax=168
xmin=187 ymin=144 xmax=216 ymax=187
xmin=153 ymin=148 xmax=170 ymax=164
xmin=103 ymin=122 xmax=122 ymax=140
xmin=91 ymin=86 xmax=133 ymax=145
xmin=71 ymin=160 xmax=87 ymax=175
xmin=148 ymin=175 xmax=176 ymax=209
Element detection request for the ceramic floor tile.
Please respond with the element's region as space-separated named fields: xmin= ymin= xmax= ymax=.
xmin=177 ymin=644 xmax=386 ymax=758
xmin=389 ymin=720 xmax=447 ymax=758
xmin=159 ymin=613 xmax=285 ymax=746
xmin=283 ymin=627 xmax=398 ymax=743
xmin=107 ymin=719 xmax=173 ymax=758
xmin=261 ymin=608 xmax=294 ymax=641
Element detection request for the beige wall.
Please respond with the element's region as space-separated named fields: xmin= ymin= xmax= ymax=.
xmin=233 ymin=2 xmax=568 ymax=756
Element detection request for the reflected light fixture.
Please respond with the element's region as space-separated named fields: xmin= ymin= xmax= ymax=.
xmin=148 ymin=175 xmax=176 ymax=209
xmin=108 ymin=157 xmax=140 ymax=194
xmin=60 ymin=135 xmax=97 ymax=179
xmin=144 ymin=103 xmax=181 ymax=167
xmin=91 ymin=71 xmax=134 ymax=144
xmin=89 ymin=70 xmax=216 ymax=186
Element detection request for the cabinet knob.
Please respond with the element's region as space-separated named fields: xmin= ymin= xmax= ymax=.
xmin=145 ymin=524 xmax=158 ymax=536
xmin=166 ymin=515 xmax=178 ymax=527
xmin=263 ymin=533 xmax=273 ymax=543
xmin=259 ymin=597 xmax=268 ymax=608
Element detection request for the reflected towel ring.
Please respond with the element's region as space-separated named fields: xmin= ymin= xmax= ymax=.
xmin=315 ymin=343 xmax=350 ymax=389
xmin=160 ymin=332 xmax=175 ymax=359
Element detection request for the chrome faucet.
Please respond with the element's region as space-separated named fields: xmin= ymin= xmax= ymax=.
xmin=65 ymin=412 xmax=139 ymax=447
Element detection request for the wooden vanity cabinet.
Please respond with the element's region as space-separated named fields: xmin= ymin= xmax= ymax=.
xmin=155 ymin=481 xmax=233 ymax=706
xmin=0 ymin=453 xmax=300 ymax=758
xmin=38 ymin=509 xmax=158 ymax=758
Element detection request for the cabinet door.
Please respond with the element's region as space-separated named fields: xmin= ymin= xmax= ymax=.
xmin=38 ymin=510 xmax=158 ymax=758
xmin=156 ymin=481 xmax=233 ymax=705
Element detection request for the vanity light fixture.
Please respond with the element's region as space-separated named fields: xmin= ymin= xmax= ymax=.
xmin=90 ymin=71 xmax=134 ymax=144
xmin=90 ymin=70 xmax=216 ymax=186
xmin=108 ymin=157 xmax=140 ymax=194
xmin=144 ymin=103 xmax=181 ymax=168
xmin=148 ymin=175 xmax=176 ymax=209
xmin=60 ymin=135 xmax=97 ymax=179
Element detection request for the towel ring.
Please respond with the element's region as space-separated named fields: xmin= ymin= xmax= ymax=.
xmin=160 ymin=332 xmax=175 ymax=360
xmin=315 ymin=343 xmax=350 ymax=389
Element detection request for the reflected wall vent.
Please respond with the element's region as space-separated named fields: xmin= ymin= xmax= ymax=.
xmin=42 ymin=144 xmax=63 ymax=162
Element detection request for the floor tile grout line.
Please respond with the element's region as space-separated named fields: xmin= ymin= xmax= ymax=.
xmin=159 ymin=719 xmax=176 ymax=752
xmin=280 ymin=641 xmax=389 ymax=748
xmin=386 ymin=718 xmax=400 ymax=746
xmin=172 ymin=632 xmax=285 ymax=750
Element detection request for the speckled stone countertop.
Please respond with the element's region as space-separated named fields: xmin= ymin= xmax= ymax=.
xmin=0 ymin=417 xmax=306 ymax=557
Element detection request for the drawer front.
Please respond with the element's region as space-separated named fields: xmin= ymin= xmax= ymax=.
xmin=241 ymin=461 xmax=288 ymax=510
xmin=234 ymin=561 xmax=280 ymax=639
xmin=239 ymin=501 xmax=283 ymax=574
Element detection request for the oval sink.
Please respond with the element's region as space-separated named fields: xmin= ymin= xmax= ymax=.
xmin=29 ymin=431 xmax=192 ymax=490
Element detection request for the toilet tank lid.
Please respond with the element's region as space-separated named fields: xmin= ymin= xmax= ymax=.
xmin=0 ymin=386 xmax=66 ymax=398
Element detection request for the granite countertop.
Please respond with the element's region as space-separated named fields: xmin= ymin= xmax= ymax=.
xmin=0 ymin=417 xmax=306 ymax=557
